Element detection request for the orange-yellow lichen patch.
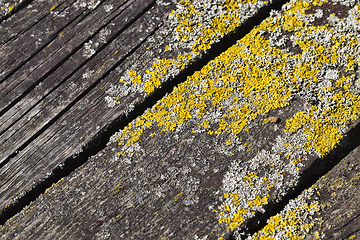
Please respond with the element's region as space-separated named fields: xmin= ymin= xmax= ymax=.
xmin=243 ymin=172 xmax=259 ymax=186
xmin=50 ymin=4 xmax=58 ymax=11
xmin=127 ymin=70 xmax=142 ymax=86
xmin=217 ymin=0 xmax=360 ymax=234
xmin=218 ymin=192 xmax=250 ymax=230
xmin=174 ymin=192 xmax=183 ymax=201
xmin=111 ymin=30 xmax=294 ymax=146
xmin=0 ymin=3 xmax=15 ymax=14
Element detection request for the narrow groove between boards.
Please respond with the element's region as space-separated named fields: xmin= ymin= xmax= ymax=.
xmin=0 ymin=1 xmax=158 ymax=224
xmin=0 ymin=1 xmax=87 ymax=86
xmin=0 ymin=0 xmax=156 ymax=168
xmin=0 ymin=23 xmax=160 ymax=226
xmin=0 ymin=0 xmax=54 ymax=45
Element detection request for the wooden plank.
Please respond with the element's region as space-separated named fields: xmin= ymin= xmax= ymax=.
xmin=0 ymin=0 xmax=142 ymax=123
xmin=247 ymin=139 xmax=360 ymax=240
xmin=1 ymin=0 xmax=360 ymax=239
xmin=0 ymin=0 xmax=156 ymax=162
xmin=0 ymin=0 xmax=94 ymax=82
xmin=0 ymin=0 xmax=172 ymax=214
xmin=0 ymin=0 xmax=278 ymax=218
xmin=0 ymin=0 xmax=67 ymax=44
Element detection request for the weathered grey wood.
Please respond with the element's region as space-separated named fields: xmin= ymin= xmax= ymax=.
xmin=0 ymin=0 xmax=137 ymax=114
xmin=0 ymin=0 xmax=147 ymax=130
xmin=1 ymin=1 xmax=360 ymax=239
xmin=0 ymin=0 xmax=67 ymax=44
xmin=0 ymin=0 xmax=174 ymax=215
xmin=0 ymin=0 xmax=92 ymax=83
xmin=0 ymin=0 xmax=280 ymax=220
xmin=0 ymin=0 xmax=156 ymax=162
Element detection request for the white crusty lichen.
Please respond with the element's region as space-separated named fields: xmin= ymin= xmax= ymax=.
xmin=73 ymin=0 xmax=101 ymax=10
xmin=103 ymin=4 xmax=113 ymax=12
xmin=216 ymin=0 xmax=360 ymax=234
xmin=98 ymin=28 xmax=111 ymax=44
xmin=83 ymin=40 xmax=97 ymax=58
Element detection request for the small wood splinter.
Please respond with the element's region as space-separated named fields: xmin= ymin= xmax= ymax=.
xmin=268 ymin=116 xmax=280 ymax=123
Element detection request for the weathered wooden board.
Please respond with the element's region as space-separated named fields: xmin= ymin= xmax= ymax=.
xmin=0 ymin=0 xmax=67 ymax=44
xmin=0 ymin=0 xmax=86 ymax=82
xmin=0 ymin=0 xmax=131 ymax=109
xmin=0 ymin=0 xmax=154 ymax=152
xmin=1 ymin=0 xmax=360 ymax=239
xmin=0 ymin=1 xmax=142 ymax=123
xmin=0 ymin=0 xmax=278 ymax=221
xmin=246 ymin=134 xmax=360 ymax=240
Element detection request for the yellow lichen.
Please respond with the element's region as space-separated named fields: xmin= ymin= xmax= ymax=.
xmin=174 ymin=192 xmax=183 ymax=201
xmin=250 ymin=200 xmax=321 ymax=239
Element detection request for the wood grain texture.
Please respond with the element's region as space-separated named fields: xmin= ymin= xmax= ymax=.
xmin=0 ymin=0 xmax=136 ymax=113
xmin=0 ymin=0 xmax=155 ymax=160
xmin=1 ymin=0 xmax=360 ymax=239
xmin=0 ymin=0 xmax=84 ymax=82
xmin=0 ymin=0 xmax=66 ymax=44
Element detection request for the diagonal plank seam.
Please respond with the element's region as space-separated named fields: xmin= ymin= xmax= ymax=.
xmin=0 ymin=0 xmax=83 ymax=85
xmin=0 ymin=20 xmax=160 ymax=226
xmin=0 ymin=0 xmax=146 ymax=133
xmin=0 ymin=0 xmax=85 ymax=85
xmin=0 ymin=0 xmax=52 ymax=45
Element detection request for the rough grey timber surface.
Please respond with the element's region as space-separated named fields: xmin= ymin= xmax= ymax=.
xmin=1 ymin=0 xmax=360 ymax=239
xmin=0 ymin=0 xmax=66 ymax=43
xmin=0 ymin=0 xmax=156 ymax=161
xmin=0 ymin=0 xmax=84 ymax=82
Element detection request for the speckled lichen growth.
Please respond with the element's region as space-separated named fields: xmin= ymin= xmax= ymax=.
xmin=105 ymin=0 xmax=272 ymax=106
xmin=245 ymin=151 xmax=360 ymax=239
xmin=247 ymin=188 xmax=322 ymax=240
xmin=217 ymin=0 xmax=360 ymax=233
